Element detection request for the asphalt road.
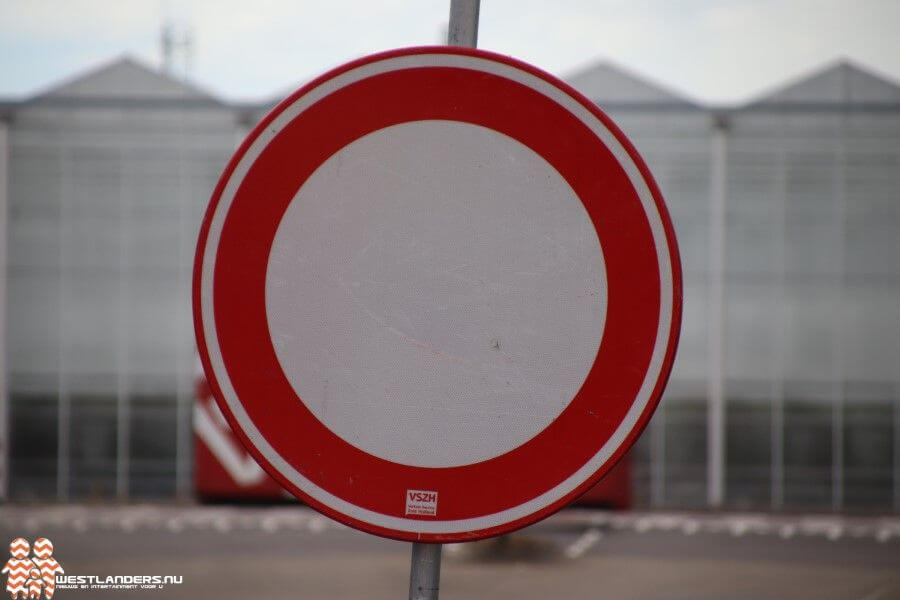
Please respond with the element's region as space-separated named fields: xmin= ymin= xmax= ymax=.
xmin=1 ymin=505 xmax=898 ymax=599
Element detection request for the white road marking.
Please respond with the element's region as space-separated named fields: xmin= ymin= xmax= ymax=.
xmin=261 ymin=517 xmax=279 ymax=533
xmin=565 ymin=527 xmax=604 ymax=559
xmin=165 ymin=519 xmax=184 ymax=533
xmin=307 ymin=516 xmax=328 ymax=534
xmin=634 ymin=518 xmax=652 ymax=533
xmin=779 ymin=524 xmax=796 ymax=539
xmin=681 ymin=520 xmax=700 ymax=535
xmin=213 ymin=518 xmax=232 ymax=533
xmin=1 ymin=507 xmax=897 ymax=546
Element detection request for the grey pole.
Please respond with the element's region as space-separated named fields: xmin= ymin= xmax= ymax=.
xmin=448 ymin=0 xmax=480 ymax=47
xmin=409 ymin=542 xmax=443 ymax=600
xmin=406 ymin=2 xmax=480 ymax=599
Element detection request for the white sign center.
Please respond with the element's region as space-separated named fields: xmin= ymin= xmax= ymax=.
xmin=265 ymin=119 xmax=607 ymax=467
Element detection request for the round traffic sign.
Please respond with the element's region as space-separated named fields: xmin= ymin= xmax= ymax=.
xmin=194 ymin=46 xmax=681 ymax=542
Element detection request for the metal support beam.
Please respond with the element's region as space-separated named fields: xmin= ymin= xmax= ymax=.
xmin=0 ymin=120 xmax=8 ymax=500
xmin=770 ymin=147 xmax=787 ymax=510
xmin=831 ymin=130 xmax=847 ymax=512
xmin=116 ymin=149 xmax=131 ymax=500
xmin=650 ymin=403 xmax=666 ymax=507
xmin=174 ymin=116 xmax=192 ymax=499
xmin=894 ymin=386 xmax=900 ymax=511
xmin=57 ymin=147 xmax=72 ymax=501
xmin=707 ymin=115 xmax=728 ymax=508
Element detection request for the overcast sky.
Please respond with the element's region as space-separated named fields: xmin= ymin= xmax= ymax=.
xmin=2 ymin=0 xmax=899 ymax=105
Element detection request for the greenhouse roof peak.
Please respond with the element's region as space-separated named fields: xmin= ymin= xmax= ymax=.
xmin=564 ymin=59 xmax=696 ymax=107
xmin=31 ymin=55 xmax=218 ymax=102
xmin=750 ymin=59 xmax=900 ymax=106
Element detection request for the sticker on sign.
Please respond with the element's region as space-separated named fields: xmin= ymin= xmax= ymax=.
xmin=406 ymin=491 xmax=439 ymax=516
xmin=194 ymin=46 xmax=681 ymax=542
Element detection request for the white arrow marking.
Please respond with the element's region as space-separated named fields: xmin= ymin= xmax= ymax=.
xmin=193 ymin=402 xmax=267 ymax=487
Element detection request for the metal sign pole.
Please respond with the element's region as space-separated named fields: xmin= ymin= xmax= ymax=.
xmin=406 ymin=2 xmax=480 ymax=598
xmin=408 ymin=542 xmax=443 ymax=600
xmin=448 ymin=0 xmax=480 ymax=47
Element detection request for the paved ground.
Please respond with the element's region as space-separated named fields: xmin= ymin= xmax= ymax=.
xmin=1 ymin=505 xmax=898 ymax=599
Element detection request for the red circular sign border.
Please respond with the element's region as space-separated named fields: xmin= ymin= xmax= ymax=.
xmin=194 ymin=46 xmax=682 ymax=542
xmin=216 ymin=64 xmax=656 ymax=514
